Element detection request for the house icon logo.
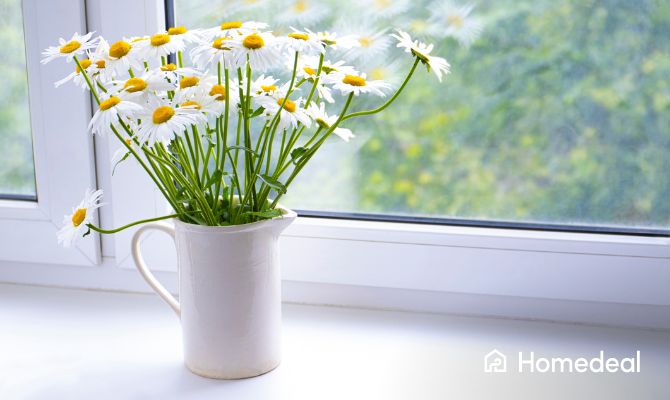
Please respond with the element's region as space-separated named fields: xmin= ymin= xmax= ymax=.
xmin=484 ymin=349 xmax=507 ymax=373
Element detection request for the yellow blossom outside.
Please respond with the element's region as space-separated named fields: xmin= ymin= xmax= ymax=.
xmin=277 ymin=98 xmax=297 ymax=113
xmin=109 ymin=41 xmax=131 ymax=58
xmin=209 ymin=85 xmax=227 ymax=101
xmin=76 ymin=59 xmax=92 ymax=73
xmin=123 ymin=77 xmax=148 ymax=93
xmin=342 ymin=75 xmax=367 ymax=86
xmin=180 ymin=76 xmax=200 ymax=89
xmin=288 ymin=33 xmax=309 ymax=41
xmin=181 ymin=100 xmax=202 ymax=110
xmin=243 ymin=34 xmax=264 ymax=50
xmin=221 ymin=21 xmax=243 ymax=30
xmin=150 ymin=33 xmax=171 ymax=47
xmin=168 ymin=26 xmax=187 ymax=35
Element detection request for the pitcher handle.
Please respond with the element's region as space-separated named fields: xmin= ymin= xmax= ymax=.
xmin=131 ymin=222 xmax=180 ymax=317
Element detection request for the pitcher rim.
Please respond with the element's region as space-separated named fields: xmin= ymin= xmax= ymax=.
xmin=173 ymin=205 xmax=297 ymax=234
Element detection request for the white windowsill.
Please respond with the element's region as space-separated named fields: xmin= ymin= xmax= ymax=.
xmin=1 ymin=284 xmax=668 ymax=399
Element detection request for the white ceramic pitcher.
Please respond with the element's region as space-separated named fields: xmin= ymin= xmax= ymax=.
xmin=131 ymin=208 xmax=297 ymax=379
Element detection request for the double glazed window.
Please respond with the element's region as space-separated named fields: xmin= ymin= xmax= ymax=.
xmin=173 ymin=0 xmax=670 ymax=233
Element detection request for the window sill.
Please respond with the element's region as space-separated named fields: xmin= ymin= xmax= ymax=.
xmin=1 ymin=284 xmax=668 ymax=399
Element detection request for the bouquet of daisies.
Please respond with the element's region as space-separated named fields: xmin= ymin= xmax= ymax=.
xmin=42 ymin=22 xmax=449 ymax=246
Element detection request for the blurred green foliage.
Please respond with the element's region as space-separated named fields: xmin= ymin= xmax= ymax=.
xmin=0 ymin=0 xmax=35 ymax=196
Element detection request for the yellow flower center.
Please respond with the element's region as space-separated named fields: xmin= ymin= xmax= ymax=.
xmin=60 ymin=40 xmax=81 ymax=54
xmin=343 ymin=75 xmax=366 ymax=86
xmin=168 ymin=26 xmax=188 ymax=35
xmin=375 ymin=0 xmax=390 ymax=8
xmin=76 ymin=59 xmax=92 ymax=73
xmin=303 ymin=66 xmax=316 ymax=76
xmin=161 ymin=63 xmax=177 ymax=71
xmin=293 ymin=0 xmax=307 ymax=12
xmin=125 ymin=138 xmax=132 ymax=146
xmin=221 ymin=21 xmax=243 ymax=30
xmin=243 ymin=33 xmax=264 ymax=50
xmin=109 ymin=41 xmax=131 ymax=58
xmin=447 ymin=14 xmax=465 ymax=28
xmin=71 ymin=208 xmax=87 ymax=227
xmin=322 ymin=65 xmax=336 ymax=74
xmin=150 ymin=33 xmax=171 ymax=47
xmin=359 ymin=37 xmax=372 ymax=47
xmin=179 ymin=76 xmax=200 ymax=89
xmin=123 ymin=77 xmax=148 ymax=93
xmin=95 ymin=59 xmax=106 ymax=69
xmin=131 ymin=37 xmax=147 ymax=43
xmin=277 ymin=98 xmax=297 ymax=113
xmin=370 ymin=67 xmax=386 ymax=81
xmin=99 ymin=96 xmax=121 ymax=110
xmin=212 ymin=37 xmax=232 ymax=50
xmin=152 ymin=106 xmax=175 ymax=124
xmin=288 ymin=33 xmax=309 ymax=41
xmin=181 ymin=100 xmax=202 ymax=110
xmin=209 ymin=85 xmax=227 ymax=100
xmin=261 ymin=84 xmax=277 ymax=92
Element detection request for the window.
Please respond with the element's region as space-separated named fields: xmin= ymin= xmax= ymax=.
xmin=172 ymin=0 xmax=670 ymax=234
xmin=0 ymin=0 xmax=36 ymax=199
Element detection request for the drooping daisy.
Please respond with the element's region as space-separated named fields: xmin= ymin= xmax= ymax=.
xmin=256 ymin=95 xmax=312 ymax=131
xmin=391 ymin=30 xmax=451 ymax=82
xmin=231 ymin=32 xmax=282 ymax=71
xmin=307 ymin=102 xmax=354 ymax=141
xmin=203 ymin=21 xmax=268 ymax=40
xmin=41 ymin=32 xmax=98 ymax=64
xmin=277 ymin=0 xmax=329 ymax=26
xmin=57 ymin=189 xmax=104 ymax=248
xmin=135 ymin=32 xmax=185 ymax=58
xmin=137 ymin=99 xmax=205 ymax=145
xmin=278 ymin=29 xmax=325 ymax=56
xmin=190 ymin=36 xmax=237 ymax=69
xmin=428 ymin=1 xmax=483 ymax=47
xmin=326 ymin=72 xmax=390 ymax=97
xmin=88 ymin=94 xmax=144 ymax=135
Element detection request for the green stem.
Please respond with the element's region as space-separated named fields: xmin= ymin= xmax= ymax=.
xmin=86 ymin=214 xmax=178 ymax=235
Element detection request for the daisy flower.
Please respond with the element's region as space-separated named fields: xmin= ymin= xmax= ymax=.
xmin=135 ymin=32 xmax=186 ymax=59
xmin=88 ymin=94 xmax=144 ymax=135
xmin=178 ymin=81 xmax=240 ymax=118
xmin=250 ymin=75 xmax=280 ymax=96
xmin=190 ymin=36 xmax=237 ymax=69
xmin=176 ymin=74 xmax=217 ymax=98
xmin=232 ymin=32 xmax=282 ymax=71
xmin=112 ymin=72 xmax=176 ymax=104
xmin=104 ymin=39 xmax=143 ymax=76
xmin=307 ymin=102 xmax=354 ymax=142
xmin=54 ymin=58 xmax=100 ymax=89
xmin=338 ymin=25 xmax=391 ymax=63
xmin=326 ymin=72 xmax=390 ymax=97
xmin=137 ymin=99 xmax=205 ymax=145
xmin=277 ymin=0 xmax=329 ymax=26
xmin=428 ymin=1 xmax=483 ymax=47
xmin=156 ymin=63 xmax=202 ymax=83
xmin=307 ymin=30 xmax=361 ymax=50
xmin=41 ymin=32 xmax=98 ymax=64
xmin=57 ymin=189 xmax=104 ymax=247
xmin=203 ymin=21 xmax=268 ymax=40
xmin=166 ymin=26 xmax=202 ymax=45
xmin=391 ymin=29 xmax=451 ymax=82
xmin=278 ymin=29 xmax=325 ymax=56
xmin=256 ymin=95 xmax=312 ymax=131
xmin=359 ymin=0 xmax=409 ymax=19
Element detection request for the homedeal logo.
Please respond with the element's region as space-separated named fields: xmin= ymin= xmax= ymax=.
xmin=485 ymin=350 xmax=641 ymax=373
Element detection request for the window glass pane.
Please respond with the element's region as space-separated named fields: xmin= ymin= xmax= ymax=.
xmin=0 ymin=0 xmax=35 ymax=199
xmin=174 ymin=0 xmax=670 ymax=230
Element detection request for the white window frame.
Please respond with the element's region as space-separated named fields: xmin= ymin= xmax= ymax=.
xmin=1 ymin=0 xmax=668 ymax=329
xmin=0 ymin=0 xmax=100 ymax=266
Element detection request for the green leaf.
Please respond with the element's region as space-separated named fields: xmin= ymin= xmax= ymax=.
xmin=243 ymin=209 xmax=282 ymax=219
xmin=257 ymin=174 xmax=287 ymax=194
xmin=111 ymin=151 xmax=131 ymax=176
xmin=290 ymin=147 xmax=309 ymax=164
xmin=250 ymin=106 xmax=264 ymax=118
xmin=226 ymin=145 xmax=260 ymax=158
